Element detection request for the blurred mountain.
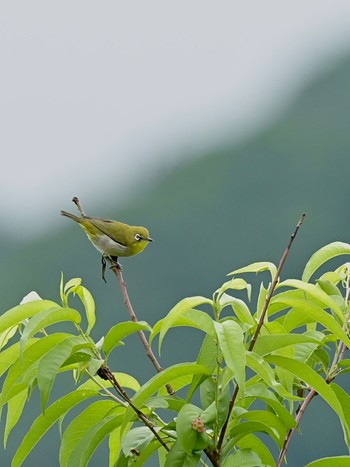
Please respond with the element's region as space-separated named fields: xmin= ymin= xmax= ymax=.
xmin=2 ymin=53 xmax=350 ymax=465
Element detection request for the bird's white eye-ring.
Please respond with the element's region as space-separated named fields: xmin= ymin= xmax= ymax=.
xmin=135 ymin=233 xmax=142 ymax=241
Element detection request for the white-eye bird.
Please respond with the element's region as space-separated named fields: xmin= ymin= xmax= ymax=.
xmin=61 ymin=210 xmax=153 ymax=280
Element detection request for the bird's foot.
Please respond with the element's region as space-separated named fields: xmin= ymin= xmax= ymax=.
xmin=109 ymin=256 xmax=123 ymax=270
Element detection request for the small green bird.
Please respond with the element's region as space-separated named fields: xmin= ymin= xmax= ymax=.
xmin=61 ymin=210 xmax=153 ymax=280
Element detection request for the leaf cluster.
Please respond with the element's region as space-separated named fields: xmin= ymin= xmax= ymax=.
xmin=1 ymin=243 xmax=350 ymax=466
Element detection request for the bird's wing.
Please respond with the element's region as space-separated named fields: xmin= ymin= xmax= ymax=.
xmin=87 ymin=217 xmax=129 ymax=246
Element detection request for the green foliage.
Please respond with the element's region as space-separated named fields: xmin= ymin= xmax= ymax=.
xmin=2 ymin=243 xmax=350 ymax=465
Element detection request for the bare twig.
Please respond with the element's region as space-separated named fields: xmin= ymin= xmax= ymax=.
xmin=72 ymin=196 xmax=87 ymax=217
xmin=249 ymin=213 xmax=306 ymax=351
xmin=110 ymin=264 xmax=175 ymax=396
xmin=276 ymin=388 xmax=317 ymax=467
xmin=216 ymin=213 xmax=306 ymax=455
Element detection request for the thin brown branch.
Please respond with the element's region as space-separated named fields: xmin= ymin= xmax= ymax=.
xmin=98 ymin=365 xmax=169 ymax=452
xmin=72 ymin=196 xmax=87 ymax=217
xmin=249 ymin=212 xmax=306 ymax=351
xmin=216 ymin=213 xmax=306 ymax=455
xmin=276 ymin=388 xmax=317 ymax=467
xmin=111 ymin=264 xmax=175 ymax=396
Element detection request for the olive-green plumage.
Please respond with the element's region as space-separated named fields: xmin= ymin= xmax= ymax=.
xmin=61 ymin=211 xmax=153 ymax=258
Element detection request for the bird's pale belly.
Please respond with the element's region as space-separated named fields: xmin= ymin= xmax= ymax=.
xmin=90 ymin=234 xmax=128 ymax=256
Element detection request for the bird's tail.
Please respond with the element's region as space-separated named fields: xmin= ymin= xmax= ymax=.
xmin=60 ymin=210 xmax=83 ymax=223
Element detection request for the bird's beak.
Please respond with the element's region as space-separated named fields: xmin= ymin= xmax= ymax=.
xmin=146 ymin=237 xmax=154 ymax=242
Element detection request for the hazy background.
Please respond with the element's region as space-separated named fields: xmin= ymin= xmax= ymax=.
xmin=1 ymin=1 xmax=350 ymax=236
xmin=1 ymin=2 xmax=350 ymax=466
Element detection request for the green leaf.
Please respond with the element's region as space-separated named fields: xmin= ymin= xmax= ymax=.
xmin=151 ymin=310 xmax=215 ymax=345
xmin=4 ymin=388 xmax=28 ymax=448
xmin=215 ymin=278 xmax=252 ymax=302
xmin=266 ymin=355 xmax=348 ymax=430
xmin=64 ymin=277 xmax=82 ymax=294
xmin=222 ymin=448 xmax=264 ymax=467
xmin=236 ymin=410 xmax=287 ymax=445
xmin=273 ymin=296 xmax=350 ymax=347
xmin=0 ymin=333 xmax=72 ymax=409
xmin=235 ymin=433 xmax=275 ymax=467
xmin=109 ymin=427 xmax=122 ymax=467
xmin=0 ymin=300 xmax=59 ymax=335
xmin=277 ymin=279 xmax=346 ymax=325
xmin=0 ymin=340 xmax=37 ymax=378
xmin=164 ymin=440 xmax=201 ymax=467
xmin=158 ymin=296 xmax=213 ymax=353
xmin=186 ymin=334 xmax=218 ymax=402
xmin=122 ymin=426 xmax=158 ymax=457
xmin=103 ymin=321 xmax=152 ymax=357
xmin=176 ymin=404 xmax=209 ymax=453
xmin=218 ymin=295 xmax=254 ymax=327
xmin=20 ymin=307 xmax=81 ymax=357
xmin=253 ymin=333 xmax=321 ymax=356
xmin=246 ymin=352 xmax=300 ymax=401
xmin=330 ymin=383 xmax=350 ymax=447
xmin=214 ymin=320 xmax=246 ymax=391
xmin=228 ymin=261 xmax=277 ymax=283
xmin=302 ymin=242 xmax=350 ymax=282
xmin=11 ymin=389 xmax=99 ymax=467
xmin=60 ymin=400 xmax=123 ymax=467
xmin=131 ymin=439 xmax=163 ymax=466
xmin=244 ymin=388 xmax=296 ymax=430
xmin=305 ymin=456 xmax=350 ymax=467
xmin=121 ymin=363 xmax=211 ymax=435
xmin=37 ymin=336 xmax=91 ymax=412
xmin=66 ymin=414 xmax=124 ymax=467
xmin=229 ymin=420 xmax=280 ymax=448
xmin=72 ymin=285 xmax=96 ymax=334
xmin=0 ymin=325 xmax=18 ymax=350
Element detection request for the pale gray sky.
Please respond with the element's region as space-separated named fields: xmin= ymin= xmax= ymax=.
xmin=1 ymin=1 xmax=350 ymax=237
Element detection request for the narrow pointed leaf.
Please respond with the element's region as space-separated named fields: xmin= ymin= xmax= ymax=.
xmin=66 ymin=414 xmax=124 ymax=467
xmin=4 ymin=388 xmax=28 ymax=448
xmin=73 ymin=285 xmax=96 ymax=334
xmin=305 ymin=456 xmax=350 ymax=467
xmin=278 ymin=280 xmax=346 ymax=325
xmin=150 ymin=310 xmax=215 ymax=346
xmin=11 ymin=389 xmax=99 ymax=467
xmin=104 ymin=321 xmax=152 ymax=357
xmin=229 ymin=261 xmax=277 ymax=283
xmin=0 ymin=300 xmax=59 ymax=335
xmin=214 ymin=320 xmax=246 ymax=391
xmin=220 ymin=295 xmax=254 ymax=326
xmin=37 ymin=336 xmax=90 ymax=411
xmin=158 ymin=296 xmax=213 ymax=353
xmin=246 ymin=352 xmax=300 ymax=401
xmin=266 ymin=355 xmax=347 ymax=430
xmin=273 ymin=296 xmax=350 ymax=347
xmin=253 ymin=334 xmax=321 ymax=356
xmin=302 ymin=242 xmax=350 ymax=282
xmin=0 ymin=334 xmax=71 ymax=409
xmin=60 ymin=400 xmax=123 ymax=467
xmin=20 ymin=307 xmax=81 ymax=357
xmin=215 ymin=278 xmax=252 ymax=302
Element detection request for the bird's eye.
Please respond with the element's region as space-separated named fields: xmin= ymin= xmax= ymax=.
xmin=135 ymin=233 xmax=142 ymax=241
